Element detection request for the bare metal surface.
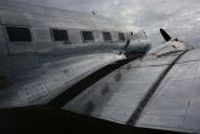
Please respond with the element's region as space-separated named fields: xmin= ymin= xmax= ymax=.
xmin=0 ymin=53 xmax=124 ymax=108
xmin=0 ymin=0 xmax=150 ymax=81
xmin=136 ymin=49 xmax=200 ymax=133
xmin=1 ymin=1 xmax=199 ymax=133
xmin=63 ymin=53 xmax=179 ymax=124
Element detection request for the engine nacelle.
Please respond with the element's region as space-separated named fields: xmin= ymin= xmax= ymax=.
xmin=122 ymin=40 xmax=152 ymax=58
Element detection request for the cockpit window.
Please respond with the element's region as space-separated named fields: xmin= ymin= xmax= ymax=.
xmin=103 ymin=32 xmax=112 ymax=41
xmin=6 ymin=26 xmax=32 ymax=42
xmin=118 ymin=32 xmax=125 ymax=41
xmin=82 ymin=31 xmax=94 ymax=42
xmin=51 ymin=29 xmax=69 ymax=41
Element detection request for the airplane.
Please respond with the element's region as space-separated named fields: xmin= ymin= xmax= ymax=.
xmin=0 ymin=0 xmax=199 ymax=134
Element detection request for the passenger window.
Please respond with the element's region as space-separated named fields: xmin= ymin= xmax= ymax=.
xmin=51 ymin=29 xmax=69 ymax=41
xmin=118 ymin=32 xmax=125 ymax=41
xmin=6 ymin=26 xmax=32 ymax=42
xmin=103 ymin=32 xmax=112 ymax=41
xmin=82 ymin=31 xmax=94 ymax=41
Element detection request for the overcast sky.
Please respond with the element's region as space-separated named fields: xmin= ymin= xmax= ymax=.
xmin=11 ymin=0 xmax=200 ymax=46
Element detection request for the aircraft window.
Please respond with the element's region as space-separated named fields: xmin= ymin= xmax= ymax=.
xmin=82 ymin=31 xmax=94 ymax=41
xmin=51 ymin=29 xmax=69 ymax=41
xmin=103 ymin=32 xmax=112 ymax=41
xmin=118 ymin=32 xmax=125 ymax=41
xmin=6 ymin=26 xmax=32 ymax=42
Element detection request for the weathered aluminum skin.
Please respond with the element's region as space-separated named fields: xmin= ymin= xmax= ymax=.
xmin=63 ymin=40 xmax=186 ymax=124
xmin=0 ymin=53 xmax=124 ymax=108
xmin=0 ymin=0 xmax=150 ymax=82
xmin=1 ymin=1 xmax=199 ymax=133
xmin=62 ymin=41 xmax=200 ymax=133
xmin=136 ymin=48 xmax=200 ymax=133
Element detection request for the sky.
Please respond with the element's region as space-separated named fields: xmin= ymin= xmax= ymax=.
xmin=10 ymin=0 xmax=200 ymax=46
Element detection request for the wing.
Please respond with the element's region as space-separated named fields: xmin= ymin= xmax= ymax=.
xmin=61 ymin=40 xmax=200 ymax=133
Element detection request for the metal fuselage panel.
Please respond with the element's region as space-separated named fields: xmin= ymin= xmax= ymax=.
xmin=0 ymin=0 xmax=150 ymax=82
xmin=136 ymin=49 xmax=200 ymax=133
xmin=0 ymin=53 xmax=125 ymax=108
xmin=63 ymin=53 xmax=181 ymax=123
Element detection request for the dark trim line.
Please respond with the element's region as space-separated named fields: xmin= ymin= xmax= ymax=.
xmin=48 ymin=55 xmax=141 ymax=108
xmin=126 ymin=50 xmax=188 ymax=125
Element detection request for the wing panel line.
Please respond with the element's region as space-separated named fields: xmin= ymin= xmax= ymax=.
xmin=126 ymin=50 xmax=188 ymax=125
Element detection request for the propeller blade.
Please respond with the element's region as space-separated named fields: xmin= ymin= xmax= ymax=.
xmin=160 ymin=28 xmax=171 ymax=41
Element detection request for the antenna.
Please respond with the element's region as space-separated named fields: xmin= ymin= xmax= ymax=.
xmin=92 ymin=11 xmax=96 ymax=16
